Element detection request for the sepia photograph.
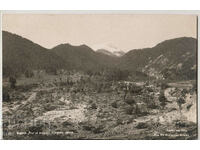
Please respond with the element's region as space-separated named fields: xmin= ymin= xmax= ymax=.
xmin=1 ymin=13 xmax=198 ymax=140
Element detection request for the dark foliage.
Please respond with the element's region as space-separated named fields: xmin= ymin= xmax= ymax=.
xmin=9 ymin=76 xmax=16 ymax=89
xmin=125 ymin=106 xmax=134 ymax=115
xmin=177 ymin=97 xmax=186 ymax=110
xmin=111 ymin=101 xmax=118 ymax=108
xmin=3 ymin=88 xmax=10 ymax=102
xmin=136 ymin=122 xmax=149 ymax=129
xmin=159 ymin=92 xmax=168 ymax=109
xmin=91 ymin=103 xmax=97 ymax=109
xmin=27 ymin=125 xmax=43 ymax=135
xmin=124 ymin=98 xmax=136 ymax=105
xmin=25 ymin=70 xmax=34 ymax=78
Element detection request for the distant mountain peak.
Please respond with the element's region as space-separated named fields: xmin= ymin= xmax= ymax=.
xmin=97 ymin=49 xmax=125 ymax=57
xmin=113 ymin=51 xmax=125 ymax=57
xmin=96 ymin=49 xmax=116 ymax=57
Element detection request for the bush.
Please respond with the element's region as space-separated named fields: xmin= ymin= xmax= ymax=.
xmin=96 ymin=82 xmax=103 ymax=93
xmin=27 ymin=125 xmax=43 ymax=134
xmin=175 ymin=120 xmax=191 ymax=128
xmin=93 ymin=125 xmax=105 ymax=134
xmin=135 ymin=103 xmax=149 ymax=116
xmin=147 ymin=101 xmax=158 ymax=109
xmin=159 ymin=92 xmax=167 ymax=109
xmin=9 ymin=76 xmax=16 ymax=89
xmin=82 ymin=125 xmax=95 ymax=131
xmin=125 ymin=98 xmax=136 ymax=105
xmin=125 ymin=106 xmax=134 ymax=115
xmin=44 ymin=104 xmax=57 ymax=111
xmin=130 ymin=85 xmax=143 ymax=95
xmin=146 ymin=87 xmax=154 ymax=92
xmin=3 ymin=89 xmax=10 ymax=102
xmin=181 ymin=89 xmax=188 ymax=98
xmin=143 ymin=95 xmax=158 ymax=109
xmin=160 ymin=82 xmax=169 ymax=90
xmin=91 ymin=103 xmax=97 ymax=109
xmin=136 ymin=122 xmax=149 ymax=129
xmin=62 ymin=121 xmax=73 ymax=126
xmin=177 ymin=97 xmax=186 ymax=111
xmin=25 ymin=70 xmax=34 ymax=78
xmin=116 ymin=119 xmax=124 ymax=125
xmin=111 ymin=101 xmax=118 ymax=108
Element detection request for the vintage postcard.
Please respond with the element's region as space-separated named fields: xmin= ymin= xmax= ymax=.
xmin=2 ymin=13 xmax=197 ymax=139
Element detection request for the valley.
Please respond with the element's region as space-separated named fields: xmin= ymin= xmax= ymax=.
xmin=3 ymin=72 xmax=197 ymax=139
xmin=2 ymin=31 xmax=197 ymax=140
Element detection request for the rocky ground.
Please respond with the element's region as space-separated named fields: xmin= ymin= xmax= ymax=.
xmin=3 ymin=75 xmax=197 ymax=140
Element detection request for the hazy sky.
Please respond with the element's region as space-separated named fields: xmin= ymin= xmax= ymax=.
xmin=2 ymin=14 xmax=197 ymax=52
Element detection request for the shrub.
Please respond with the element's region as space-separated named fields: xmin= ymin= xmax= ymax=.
xmin=3 ymin=89 xmax=10 ymax=102
xmin=159 ymin=92 xmax=167 ymax=109
xmin=130 ymin=85 xmax=143 ymax=95
xmin=96 ymin=83 xmax=103 ymax=93
xmin=175 ymin=120 xmax=191 ymax=128
xmin=181 ymin=89 xmax=188 ymax=98
xmin=125 ymin=98 xmax=136 ymax=105
xmin=93 ymin=125 xmax=105 ymax=134
xmin=125 ymin=106 xmax=134 ymax=115
xmin=136 ymin=122 xmax=149 ymax=129
xmin=146 ymin=87 xmax=154 ymax=92
xmin=62 ymin=121 xmax=73 ymax=126
xmin=187 ymin=104 xmax=193 ymax=111
xmin=27 ymin=125 xmax=43 ymax=134
xmin=25 ymin=70 xmax=34 ymax=78
xmin=82 ymin=125 xmax=95 ymax=131
xmin=44 ymin=104 xmax=57 ymax=111
xmin=88 ymin=99 xmax=93 ymax=104
xmin=135 ymin=103 xmax=149 ymax=116
xmin=9 ymin=76 xmax=16 ymax=89
xmin=147 ymin=101 xmax=158 ymax=109
xmin=116 ymin=119 xmax=124 ymax=125
xmin=143 ymin=95 xmax=158 ymax=109
xmin=160 ymin=82 xmax=169 ymax=90
xmin=111 ymin=101 xmax=118 ymax=108
xmin=91 ymin=103 xmax=97 ymax=109
xmin=177 ymin=97 xmax=186 ymax=111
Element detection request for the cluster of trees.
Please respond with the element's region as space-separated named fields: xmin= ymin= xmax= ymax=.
xmin=104 ymin=68 xmax=130 ymax=81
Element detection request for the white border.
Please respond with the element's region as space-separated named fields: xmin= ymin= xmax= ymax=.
xmin=0 ymin=10 xmax=199 ymax=143
xmin=0 ymin=0 xmax=200 ymax=10
xmin=1 ymin=10 xmax=200 ymax=14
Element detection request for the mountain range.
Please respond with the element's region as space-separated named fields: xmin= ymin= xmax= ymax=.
xmin=119 ymin=37 xmax=197 ymax=80
xmin=2 ymin=31 xmax=197 ymax=80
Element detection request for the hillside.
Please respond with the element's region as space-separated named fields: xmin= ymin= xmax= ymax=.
xmin=51 ymin=44 xmax=118 ymax=71
xmin=3 ymin=31 xmax=66 ymax=77
xmin=119 ymin=37 xmax=197 ymax=80
xmin=3 ymin=31 xmax=117 ymax=77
